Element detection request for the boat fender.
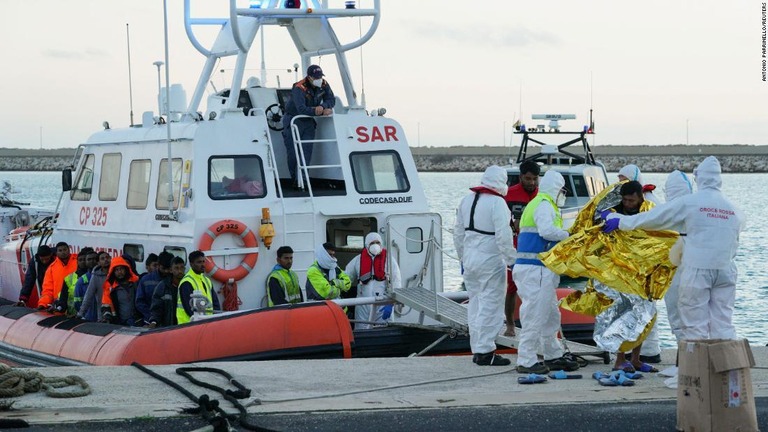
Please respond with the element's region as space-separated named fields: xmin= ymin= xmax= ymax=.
xmin=199 ymin=219 xmax=259 ymax=283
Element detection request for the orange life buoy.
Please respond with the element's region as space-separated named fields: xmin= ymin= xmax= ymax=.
xmin=198 ymin=219 xmax=259 ymax=283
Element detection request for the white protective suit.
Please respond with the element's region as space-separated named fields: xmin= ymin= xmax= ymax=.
xmin=619 ymin=164 xmax=659 ymax=204
xmin=617 ymin=157 xmax=744 ymax=340
xmin=346 ymin=232 xmax=402 ymax=330
xmin=513 ymin=171 xmax=570 ymax=368
xmin=453 ymin=166 xmax=516 ymax=355
xmin=662 ymin=170 xmax=694 ymax=341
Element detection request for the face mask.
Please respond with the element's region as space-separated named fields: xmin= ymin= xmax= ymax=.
xmin=312 ymin=78 xmax=323 ymax=87
xmin=368 ymin=243 xmax=382 ymax=256
xmin=556 ymin=191 xmax=566 ymax=207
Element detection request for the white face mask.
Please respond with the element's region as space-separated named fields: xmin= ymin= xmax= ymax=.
xmin=368 ymin=243 xmax=382 ymax=256
xmin=556 ymin=190 xmax=567 ymax=207
xmin=312 ymin=78 xmax=323 ymax=87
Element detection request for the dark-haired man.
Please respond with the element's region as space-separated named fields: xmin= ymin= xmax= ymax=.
xmin=503 ymin=160 xmax=540 ymax=336
xmin=176 ymin=250 xmax=220 ymax=324
xmin=18 ymin=245 xmax=54 ymax=307
xmin=135 ymin=251 xmax=174 ymax=324
xmin=149 ymin=256 xmax=186 ymax=327
xmin=267 ymin=246 xmax=303 ymax=306
xmin=38 ymin=242 xmax=77 ymax=309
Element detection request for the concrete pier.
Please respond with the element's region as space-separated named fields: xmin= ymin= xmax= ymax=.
xmin=2 ymin=347 xmax=766 ymax=430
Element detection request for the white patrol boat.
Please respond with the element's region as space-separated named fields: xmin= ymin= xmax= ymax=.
xmin=0 ymin=2 xmax=602 ymax=366
xmin=504 ymin=113 xmax=610 ymax=227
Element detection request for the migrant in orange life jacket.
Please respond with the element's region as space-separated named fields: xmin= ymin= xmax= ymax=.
xmin=504 ymin=183 xmax=538 ymax=248
xmin=101 ymin=256 xmax=140 ymax=311
xmin=39 ymin=254 xmax=78 ymax=307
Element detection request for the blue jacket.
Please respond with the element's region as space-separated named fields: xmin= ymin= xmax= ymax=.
xmin=135 ymin=270 xmax=163 ymax=323
xmin=284 ymin=78 xmax=335 ymax=118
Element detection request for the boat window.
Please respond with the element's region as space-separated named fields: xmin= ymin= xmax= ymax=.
xmin=571 ymin=175 xmax=589 ymax=197
xmin=127 ymin=160 xmax=152 ymax=209
xmin=123 ymin=244 xmax=144 ymax=264
xmin=406 ymin=227 xmax=423 ymax=253
xmin=155 ymin=158 xmax=183 ymax=210
xmin=350 ymin=151 xmax=410 ymax=194
xmin=71 ymin=154 xmax=95 ymax=201
xmin=163 ymin=246 xmax=187 ymax=264
xmin=208 ymin=155 xmax=266 ymax=200
xmin=99 ymin=153 xmax=122 ymax=201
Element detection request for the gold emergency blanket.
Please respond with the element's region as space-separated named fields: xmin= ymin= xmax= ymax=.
xmin=540 ymin=183 xmax=678 ymax=300
xmin=539 ymin=182 xmax=678 ymax=351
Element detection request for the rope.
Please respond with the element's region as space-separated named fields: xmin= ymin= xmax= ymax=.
xmin=132 ymin=362 xmax=275 ymax=432
xmin=220 ymin=281 xmax=242 ymax=311
xmin=0 ymin=364 xmax=91 ymax=398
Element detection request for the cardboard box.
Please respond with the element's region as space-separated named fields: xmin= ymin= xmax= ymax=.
xmin=676 ymin=339 xmax=758 ymax=432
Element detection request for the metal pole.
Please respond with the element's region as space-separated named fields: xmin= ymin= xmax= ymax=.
xmin=162 ymin=0 xmax=176 ymax=220
xmin=126 ymin=24 xmax=135 ymax=127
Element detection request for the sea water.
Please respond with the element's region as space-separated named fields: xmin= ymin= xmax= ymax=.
xmin=4 ymin=171 xmax=766 ymax=348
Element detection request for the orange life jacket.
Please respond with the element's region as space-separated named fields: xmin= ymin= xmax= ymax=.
xmin=359 ymin=249 xmax=386 ymax=285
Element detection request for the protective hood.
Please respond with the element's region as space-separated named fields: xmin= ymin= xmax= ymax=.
xmin=479 ymin=165 xmax=508 ymax=197
xmin=664 ymin=170 xmax=693 ymax=201
xmin=365 ymin=232 xmax=382 ymax=248
xmin=619 ymin=164 xmax=643 ymax=183
xmin=315 ymin=244 xmax=338 ymax=280
xmin=539 ymin=170 xmax=565 ymax=198
xmin=694 ymin=156 xmax=722 ymax=190
xmin=106 ymin=256 xmax=139 ymax=284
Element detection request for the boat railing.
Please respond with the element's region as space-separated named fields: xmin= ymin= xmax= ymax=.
xmin=290 ymin=114 xmax=343 ymax=195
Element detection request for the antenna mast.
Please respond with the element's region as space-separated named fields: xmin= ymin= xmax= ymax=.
xmin=126 ymin=23 xmax=135 ymax=127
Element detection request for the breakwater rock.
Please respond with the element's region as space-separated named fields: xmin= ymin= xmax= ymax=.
xmin=0 ymin=149 xmax=74 ymax=171
xmin=412 ymin=145 xmax=768 ymax=173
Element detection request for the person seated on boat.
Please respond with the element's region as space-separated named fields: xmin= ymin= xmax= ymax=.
xmin=176 ymin=250 xmax=221 ymax=324
xmin=135 ymin=251 xmax=174 ymax=325
xmin=100 ymin=255 xmax=141 ymax=326
xmin=54 ymin=247 xmax=94 ymax=316
xmin=513 ymin=170 xmax=580 ymax=374
xmin=601 ymin=180 xmax=659 ymax=371
xmin=503 ymin=160 xmax=540 ymax=337
xmin=76 ymin=251 xmax=111 ymax=322
xmin=221 ymin=176 xmax=264 ymax=197
xmin=305 ymin=242 xmax=351 ymax=305
xmin=454 ymin=166 xmax=516 ymax=367
xmin=149 ymin=256 xmax=185 ymax=328
xmin=37 ymin=242 xmax=78 ymax=310
xmin=282 ymin=64 xmax=335 ymax=188
xmin=71 ymin=249 xmax=100 ymax=319
xmin=618 ymin=164 xmax=659 ymax=205
xmin=345 ymin=233 xmax=401 ymax=330
xmin=17 ymin=244 xmax=53 ymax=307
xmin=267 ymin=246 xmax=303 ymax=307
xmin=139 ymin=253 xmax=159 ymax=279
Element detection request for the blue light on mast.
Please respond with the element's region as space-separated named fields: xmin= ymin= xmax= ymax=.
xmin=249 ymin=0 xmax=263 ymax=8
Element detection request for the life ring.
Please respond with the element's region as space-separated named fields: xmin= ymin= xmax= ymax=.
xmin=198 ymin=219 xmax=259 ymax=283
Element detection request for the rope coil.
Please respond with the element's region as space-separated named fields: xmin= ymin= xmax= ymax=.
xmin=0 ymin=364 xmax=91 ymax=399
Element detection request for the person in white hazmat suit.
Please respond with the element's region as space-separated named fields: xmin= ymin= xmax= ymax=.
xmin=662 ymin=170 xmax=694 ymax=341
xmin=513 ymin=170 xmax=580 ymax=374
xmin=619 ymin=164 xmax=660 ymax=205
xmin=453 ymin=166 xmax=516 ymax=366
xmin=346 ymin=232 xmax=401 ymax=330
xmin=604 ymin=156 xmax=744 ymax=340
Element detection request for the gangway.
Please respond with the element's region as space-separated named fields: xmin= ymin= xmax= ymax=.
xmin=390 ymin=285 xmax=609 ymax=363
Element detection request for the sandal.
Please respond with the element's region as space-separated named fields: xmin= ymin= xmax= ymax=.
xmin=634 ymin=362 xmax=658 ymax=373
xmin=611 ymin=361 xmax=635 ymax=373
xmin=518 ymin=373 xmax=547 ymax=384
xmin=548 ymin=370 xmax=583 ymax=380
xmin=592 ymin=372 xmax=617 ymax=386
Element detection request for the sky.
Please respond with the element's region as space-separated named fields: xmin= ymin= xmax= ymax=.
xmin=1 ymin=0 xmax=767 ymax=149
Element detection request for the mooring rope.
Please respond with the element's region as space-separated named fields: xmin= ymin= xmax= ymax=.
xmin=0 ymin=363 xmax=91 ymax=399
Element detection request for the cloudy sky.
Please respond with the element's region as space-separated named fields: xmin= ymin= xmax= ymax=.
xmin=1 ymin=0 xmax=766 ymax=149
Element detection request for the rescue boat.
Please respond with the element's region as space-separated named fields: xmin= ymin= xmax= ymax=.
xmin=0 ymin=1 xmax=596 ymax=366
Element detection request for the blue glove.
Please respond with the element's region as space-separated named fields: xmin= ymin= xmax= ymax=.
xmin=381 ymin=304 xmax=393 ymax=320
xmin=603 ymin=217 xmax=620 ymax=233
xmin=599 ymin=209 xmax=614 ymax=221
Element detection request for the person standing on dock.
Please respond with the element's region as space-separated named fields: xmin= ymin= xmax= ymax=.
xmin=267 ymin=246 xmax=303 ymax=307
xmin=17 ymin=245 xmax=53 ymax=308
xmin=282 ymin=64 xmax=335 ymax=188
xmin=513 ymin=170 xmax=579 ymax=374
xmin=454 ymin=165 xmax=516 ymax=366
xmin=177 ymin=251 xmax=221 ymax=324
xmin=346 ymin=232 xmax=402 ymax=329
xmin=503 ymin=160 xmax=540 ymax=337
xmin=604 ymin=156 xmax=745 ymax=341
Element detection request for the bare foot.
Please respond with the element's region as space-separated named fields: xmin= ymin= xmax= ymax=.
xmin=504 ymin=325 xmax=516 ymax=337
